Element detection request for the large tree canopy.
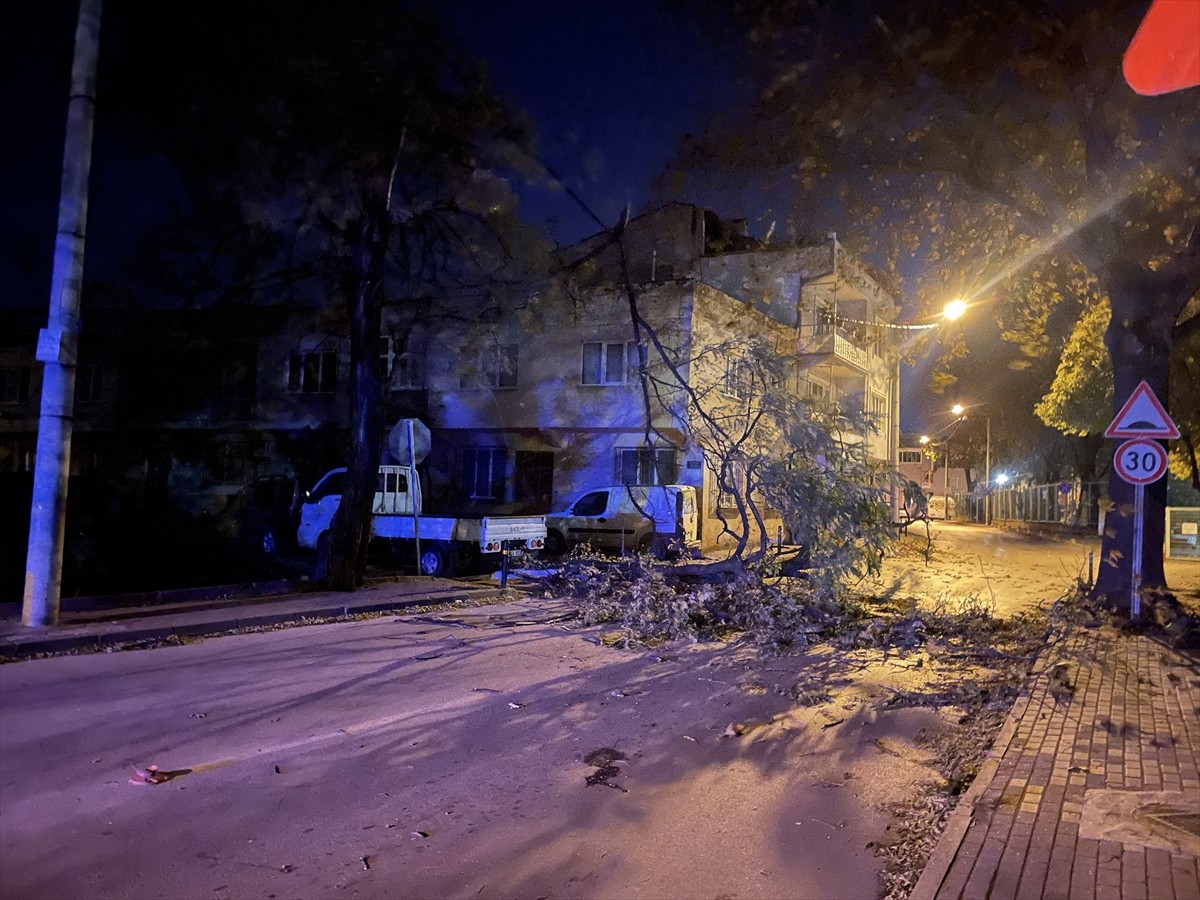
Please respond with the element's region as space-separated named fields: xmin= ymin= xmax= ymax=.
xmin=658 ymin=0 xmax=1200 ymax=605
xmin=103 ymin=1 xmax=546 ymax=588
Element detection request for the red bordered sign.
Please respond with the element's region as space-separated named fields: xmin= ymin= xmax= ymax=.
xmin=1114 ymin=438 xmax=1169 ymax=485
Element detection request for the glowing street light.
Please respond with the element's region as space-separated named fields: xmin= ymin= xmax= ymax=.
xmin=951 ymin=403 xmax=965 ymax=417
xmin=943 ymin=299 xmax=968 ymax=321
xmin=996 ymin=473 xmax=1010 ymax=485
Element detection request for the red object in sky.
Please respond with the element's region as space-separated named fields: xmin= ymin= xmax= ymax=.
xmin=1123 ymin=0 xmax=1200 ymax=95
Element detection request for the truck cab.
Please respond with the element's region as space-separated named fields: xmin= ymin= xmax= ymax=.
xmin=296 ymin=465 xmax=545 ymax=577
xmin=544 ymin=484 xmax=699 ymax=557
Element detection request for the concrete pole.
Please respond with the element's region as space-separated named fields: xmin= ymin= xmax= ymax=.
xmin=943 ymin=437 xmax=951 ymax=521
xmin=984 ymin=417 xmax=991 ymax=525
xmin=23 ymin=0 xmax=103 ymax=628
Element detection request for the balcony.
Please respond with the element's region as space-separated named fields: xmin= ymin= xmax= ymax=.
xmin=796 ymin=327 xmax=869 ymax=375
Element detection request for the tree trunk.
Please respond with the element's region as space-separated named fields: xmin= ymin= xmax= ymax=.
xmin=323 ymin=208 xmax=387 ymax=591
xmin=1092 ymin=259 xmax=1174 ymax=607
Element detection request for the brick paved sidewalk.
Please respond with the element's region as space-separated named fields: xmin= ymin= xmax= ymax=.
xmin=915 ymin=628 xmax=1200 ymax=900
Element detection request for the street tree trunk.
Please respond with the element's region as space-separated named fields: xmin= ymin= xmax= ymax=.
xmin=1092 ymin=258 xmax=1174 ymax=606
xmin=322 ymin=206 xmax=387 ymax=590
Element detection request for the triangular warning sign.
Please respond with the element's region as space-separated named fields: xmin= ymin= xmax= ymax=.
xmin=1104 ymin=381 xmax=1180 ymax=439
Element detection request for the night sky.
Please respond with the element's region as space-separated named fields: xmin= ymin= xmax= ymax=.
xmin=0 ymin=1 xmax=1089 ymax=442
xmin=1 ymin=1 xmax=743 ymax=312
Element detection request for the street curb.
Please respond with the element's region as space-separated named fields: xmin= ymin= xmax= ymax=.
xmin=908 ymin=674 xmax=1035 ymax=900
xmin=0 ymin=589 xmax=506 ymax=659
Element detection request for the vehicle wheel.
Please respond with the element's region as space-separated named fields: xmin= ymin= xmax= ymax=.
xmin=418 ymin=542 xmax=455 ymax=577
xmin=542 ymin=530 xmax=567 ymax=558
xmin=636 ymin=533 xmax=657 ymax=557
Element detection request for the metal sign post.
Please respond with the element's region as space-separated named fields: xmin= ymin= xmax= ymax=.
xmin=1112 ymin=435 xmax=1170 ymax=620
xmin=1131 ymin=484 xmax=1145 ymax=618
xmin=1105 ymin=382 xmax=1177 ymax=619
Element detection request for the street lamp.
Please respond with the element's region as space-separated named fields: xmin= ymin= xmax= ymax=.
xmin=951 ymin=403 xmax=993 ymax=525
xmin=943 ymin=299 xmax=968 ymax=321
xmin=944 ymin=405 xmax=966 ymax=521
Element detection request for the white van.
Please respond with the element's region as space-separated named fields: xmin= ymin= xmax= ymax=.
xmin=544 ymin=484 xmax=699 ymax=558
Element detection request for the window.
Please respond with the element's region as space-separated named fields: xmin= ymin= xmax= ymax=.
xmin=814 ymin=306 xmax=834 ymax=336
xmin=308 ymin=471 xmax=345 ymax=502
xmin=615 ymin=448 xmax=676 ymax=485
xmin=572 ymin=490 xmax=609 ymax=517
xmin=581 ymin=341 xmax=632 ymax=385
xmin=379 ymin=334 xmax=424 ymax=390
xmin=899 ymin=450 xmax=923 ymax=464
xmin=375 ymin=469 xmax=409 ymax=494
xmin=1 ymin=367 xmax=31 ymax=404
xmin=723 ymin=357 xmax=751 ymax=399
xmin=287 ymin=350 xmax=337 ymax=394
xmin=461 ymin=343 xmax=518 ymax=389
xmin=219 ymin=356 xmax=255 ymax=401
xmin=870 ymin=393 xmax=887 ymax=421
xmin=210 ymin=444 xmax=247 ymax=484
xmin=76 ymin=365 xmax=102 ymax=403
xmin=808 ymin=380 xmax=830 ymax=402
xmin=462 ymin=447 xmax=506 ymax=500
xmin=714 ymin=460 xmax=748 ymax=510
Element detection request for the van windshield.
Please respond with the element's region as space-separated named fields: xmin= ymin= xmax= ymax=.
xmin=307 ymin=471 xmax=345 ymax=503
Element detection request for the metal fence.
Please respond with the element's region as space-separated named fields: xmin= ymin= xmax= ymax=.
xmin=948 ymin=481 xmax=1106 ymax=529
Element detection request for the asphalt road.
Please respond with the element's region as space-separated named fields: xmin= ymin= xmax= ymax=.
xmin=2 ymin=598 xmax=932 ymax=900
xmin=874 ymin=522 xmax=1200 ymax=617
xmin=2 ymin=524 xmax=1194 ymax=900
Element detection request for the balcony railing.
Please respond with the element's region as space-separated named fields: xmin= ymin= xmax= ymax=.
xmin=797 ymin=327 xmax=869 ymax=372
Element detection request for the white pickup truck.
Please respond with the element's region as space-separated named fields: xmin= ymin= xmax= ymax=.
xmin=297 ymin=465 xmax=546 ymax=576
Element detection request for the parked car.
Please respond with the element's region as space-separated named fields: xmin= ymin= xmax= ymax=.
xmin=544 ymin=484 xmax=699 ymax=558
xmin=213 ymin=475 xmax=302 ymax=557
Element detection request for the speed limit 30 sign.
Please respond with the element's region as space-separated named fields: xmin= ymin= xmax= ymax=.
xmin=1114 ymin=438 xmax=1168 ymax=485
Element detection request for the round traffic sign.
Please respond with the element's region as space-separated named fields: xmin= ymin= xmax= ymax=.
xmin=1114 ymin=438 xmax=1168 ymax=485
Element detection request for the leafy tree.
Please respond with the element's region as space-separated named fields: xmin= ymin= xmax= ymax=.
xmin=106 ymin=1 xmax=543 ymax=588
xmin=659 ymin=0 xmax=1200 ymax=607
xmin=1035 ymin=298 xmax=1114 ymax=437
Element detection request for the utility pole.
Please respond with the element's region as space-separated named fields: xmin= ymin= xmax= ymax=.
xmin=23 ymin=0 xmax=103 ymax=627
xmin=984 ymin=417 xmax=991 ymax=525
xmin=943 ymin=435 xmax=951 ymax=521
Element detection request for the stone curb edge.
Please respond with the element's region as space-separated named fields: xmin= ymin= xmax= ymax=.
xmin=0 ymin=589 xmax=506 ymax=659
xmin=908 ymin=671 xmax=1037 ymax=900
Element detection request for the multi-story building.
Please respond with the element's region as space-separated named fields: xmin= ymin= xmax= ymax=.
xmin=421 ymin=204 xmax=902 ymax=550
xmin=0 ymin=204 xmax=902 ymax=578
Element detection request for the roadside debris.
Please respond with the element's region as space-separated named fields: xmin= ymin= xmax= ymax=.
xmin=129 ymin=765 xmax=169 ymax=785
xmin=507 ymin=701 xmax=525 ymax=709
xmin=361 ymin=856 xmax=371 ymax=870
xmin=583 ymin=747 xmax=628 ymax=792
